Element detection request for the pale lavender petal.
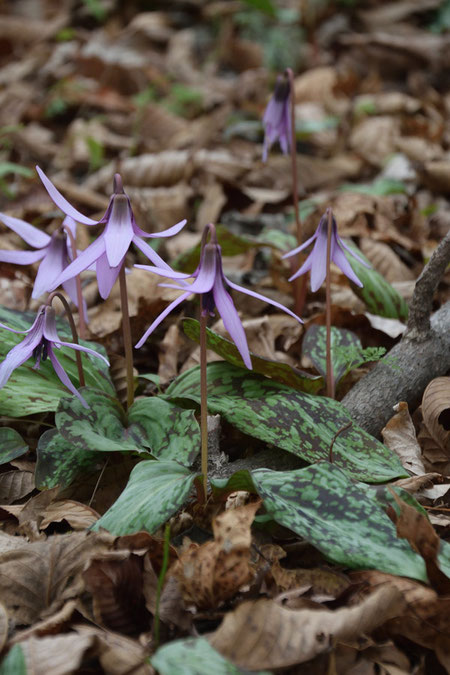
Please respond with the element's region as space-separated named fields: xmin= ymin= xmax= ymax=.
xmin=135 ymin=291 xmax=191 ymax=349
xmin=134 ymin=264 xmax=191 ymax=280
xmin=0 ymin=316 xmax=44 ymax=388
xmin=62 ymin=216 xmax=77 ymax=258
xmin=141 ymin=219 xmax=187 ymax=239
xmin=48 ymin=346 xmax=88 ymax=408
xmin=96 ymin=252 xmax=122 ymax=299
xmin=103 ymin=194 xmax=134 ymax=267
xmin=282 ymin=232 xmax=318 ymax=259
xmin=32 ymin=236 xmax=66 ymax=298
xmin=288 ymin=253 xmax=313 ymax=282
xmin=338 ymin=238 xmax=371 ymax=268
xmin=36 ymin=166 xmax=98 ymax=226
xmin=51 ymin=236 xmax=105 ymax=290
xmin=0 ymin=248 xmax=46 ymax=265
xmin=132 ymin=236 xmax=173 ymax=270
xmin=0 ymin=309 xmax=44 ymax=335
xmin=225 ymin=278 xmax=303 ymax=324
xmin=165 ymin=246 xmax=216 ymax=294
xmin=309 ymin=241 xmax=327 ymax=292
xmin=332 ymin=245 xmax=364 ymax=287
xmin=213 ymin=274 xmax=251 ymax=369
xmin=0 ymin=212 xmax=50 ymax=248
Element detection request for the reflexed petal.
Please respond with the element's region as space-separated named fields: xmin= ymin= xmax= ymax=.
xmin=103 ymin=194 xmax=134 ymax=267
xmin=0 ymin=309 xmax=45 ymax=335
xmin=0 ymin=318 xmax=44 ymax=388
xmin=213 ymin=274 xmax=251 ymax=369
xmin=133 ymin=219 xmax=187 ymax=239
xmin=134 ymin=264 xmax=191 ymax=280
xmin=96 ymin=252 xmax=122 ymax=299
xmin=0 ymin=212 xmax=50 ymax=248
xmin=173 ymin=245 xmax=216 ymax=294
xmin=225 ymin=277 xmax=303 ymax=324
xmin=135 ymin=291 xmax=191 ymax=349
xmin=32 ymin=235 xmax=66 ymax=298
xmin=36 ymin=166 xmax=98 ymax=226
xmin=132 ymin=237 xmax=173 ymax=270
xmin=51 ymin=236 xmax=105 ymax=290
xmin=282 ymin=232 xmax=318 ymax=259
xmin=48 ymin=346 xmax=88 ymax=408
xmin=309 ymin=241 xmax=327 ymax=292
xmin=332 ymin=244 xmax=364 ymax=287
xmin=0 ymin=248 xmax=46 ymax=265
xmin=288 ymin=253 xmax=313 ymax=282
xmin=44 ymin=311 xmax=109 ymax=365
xmin=338 ymin=237 xmax=371 ymax=268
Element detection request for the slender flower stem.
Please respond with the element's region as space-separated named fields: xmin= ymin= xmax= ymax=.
xmin=47 ymin=291 xmax=85 ymax=387
xmin=325 ymin=208 xmax=334 ymax=398
xmin=199 ymin=307 xmax=208 ymax=499
xmin=119 ymin=264 xmax=134 ymax=410
xmin=153 ymin=523 xmax=171 ymax=648
xmin=63 ymin=224 xmax=87 ymax=340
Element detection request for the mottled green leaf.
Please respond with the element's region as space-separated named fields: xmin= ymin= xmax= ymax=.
xmin=35 ymin=428 xmax=103 ymax=489
xmin=128 ymin=397 xmax=200 ymax=466
xmin=93 ymin=460 xmax=198 ymax=535
xmin=340 ymin=178 xmax=407 ymax=197
xmin=183 ymin=318 xmax=322 ymax=394
xmin=0 ymin=427 xmax=28 ymax=465
xmin=0 ymin=305 xmax=114 ymax=417
xmin=302 ymin=325 xmax=362 ymax=385
xmin=0 ymin=644 xmax=27 ymax=675
xmin=343 ymin=242 xmax=409 ymax=320
xmin=55 ymin=388 xmax=141 ymax=453
xmin=252 ymin=463 xmax=450 ymax=582
xmin=211 ymin=470 xmax=256 ymax=498
xmin=152 ymin=637 xmax=270 ymax=675
xmin=166 ymin=362 xmax=406 ymax=483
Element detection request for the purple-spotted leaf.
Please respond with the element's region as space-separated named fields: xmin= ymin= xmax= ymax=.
xmin=183 ymin=318 xmax=321 ymax=394
xmin=0 ymin=428 xmax=28 ymax=465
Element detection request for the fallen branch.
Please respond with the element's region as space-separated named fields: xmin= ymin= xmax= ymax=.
xmin=342 ymin=230 xmax=450 ymax=437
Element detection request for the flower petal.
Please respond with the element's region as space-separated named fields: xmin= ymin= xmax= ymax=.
xmin=134 ymin=264 xmax=191 ymax=280
xmin=0 ymin=309 xmax=45 ymax=335
xmin=332 ymin=244 xmax=364 ymax=288
xmin=0 ymin=248 xmax=46 ymax=265
xmin=0 ymin=317 xmax=44 ymax=388
xmin=48 ymin=346 xmax=89 ymax=408
xmin=103 ymin=194 xmax=134 ymax=267
xmin=338 ymin=237 xmax=372 ymax=268
xmin=288 ymin=253 xmax=313 ymax=282
xmin=138 ymin=219 xmax=187 ymax=239
xmin=62 ymin=277 xmax=89 ymax=324
xmin=282 ymin=232 xmax=318 ymax=259
xmin=51 ymin=236 xmax=105 ymax=290
xmin=309 ymin=241 xmax=327 ymax=292
xmin=96 ymin=252 xmax=122 ymax=299
xmin=225 ymin=278 xmax=303 ymax=324
xmin=32 ymin=235 xmax=66 ymax=299
xmin=36 ymin=166 xmax=98 ymax=226
xmin=0 ymin=212 xmax=50 ymax=248
xmin=132 ymin=236 xmax=173 ymax=270
xmin=135 ymin=291 xmax=191 ymax=349
xmin=212 ymin=274 xmax=251 ymax=369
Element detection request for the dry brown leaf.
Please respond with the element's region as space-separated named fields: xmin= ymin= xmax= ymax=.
xmin=11 ymin=632 xmax=94 ymax=675
xmin=422 ymin=377 xmax=450 ymax=454
xmin=270 ymin=560 xmax=350 ymax=599
xmin=158 ymin=323 xmax=180 ymax=385
xmin=75 ymin=624 xmax=154 ymax=675
xmin=418 ymin=160 xmax=450 ymax=194
xmin=108 ymin=353 xmax=139 ymax=406
xmin=359 ymin=239 xmax=415 ymax=283
xmin=16 ymin=487 xmax=61 ymax=540
xmin=196 ymin=178 xmax=226 ymax=229
xmin=382 ymin=402 xmax=426 ymax=475
xmin=11 ymin=600 xmax=78 ymax=644
xmin=0 ymin=531 xmax=114 ymax=625
xmin=293 ymin=66 xmax=350 ymax=115
xmin=172 ymin=501 xmax=260 ymax=609
xmin=349 ymin=116 xmax=400 ymax=167
xmin=209 ymin=585 xmax=404 ymax=670
xmin=39 ymin=500 xmax=99 ymax=531
xmin=126 ymin=183 xmax=193 ymax=229
xmin=0 ymin=470 xmax=35 ymax=504
xmin=0 ymin=603 xmax=8 ymax=652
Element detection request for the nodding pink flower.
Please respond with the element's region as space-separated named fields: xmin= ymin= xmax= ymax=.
xmin=135 ymin=224 xmax=303 ymax=369
xmin=36 ymin=167 xmax=187 ymax=299
xmin=0 ymin=213 xmax=87 ymax=321
xmin=283 ymin=208 xmax=370 ymax=292
xmin=0 ymin=305 xmax=109 ymax=408
xmin=262 ymin=73 xmax=291 ymax=162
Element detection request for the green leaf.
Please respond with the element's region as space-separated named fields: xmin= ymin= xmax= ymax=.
xmin=93 ymin=460 xmax=198 ymax=535
xmin=55 ymin=389 xmax=141 ymax=453
xmin=0 ymin=645 xmax=27 ymax=675
xmin=128 ymin=397 xmax=200 ymax=467
xmin=0 ymin=305 xmax=114 ymax=417
xmin=172 ymin=225 xmax=257 ymax=273
xmin=165 ymin=362 xmax=407 ymax=483
xmin=211 ymin=470 xmax=256 ymax=499
xmin=151 ymin=637 xmax=270 ymax=675
xmin=340 ymin=178 xmax=407 ymax=197
xmin=183 ymin=318 xmax=322 ymax=394
xmin=241 ymin=0 xmax=276 ymax=17
xmin=343 ymin=242 xmax=409 ymax=320
xmin=0 ymin=427 xmax=28 ymax=465
xmin=35 ymin=428 xmax=103 ymax=489
xmin=302 ymin=325 xmax=362 ymax=385
xmin=252 ymin=463 xmax=450 ymax=582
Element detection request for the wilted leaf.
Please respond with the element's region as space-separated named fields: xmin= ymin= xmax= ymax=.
xmin=0 ymin=428 xmax=28 ymax=465
xmin=39 ymin=500 xmax=99 ymax=530
xmin=209 ymin=586 xmax=404 ymax=670
xmin=422 ymin=377 xmax=450 ymax=453
xmin=0 ymin=471 xmax=34 ymax=503
xmin=270 ymin=561 xmax=350 ymax=599
xmin=75 ymin=625 xmax=153 ymax=675
xmin=382 ymin=402 xmax=426 ymax=475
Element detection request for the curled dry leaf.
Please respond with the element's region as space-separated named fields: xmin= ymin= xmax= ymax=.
xmin=88 ymin=151 xmax=192 ymax=189
xmin=349 ymin=116 xmax=400 ymax=167
xmin=75 ymin=624 xmax=154 ymax=675
xmin=270 ymin=560 xmax=350 ymax=600
xmin=209 ymin=585 xmax=404 ymax=670
xmin=422 ymin=377 xmax=450 ymax=454
xmin=382 ymin=401 xmax=426 ymax=475
xmin=172 ymin=501 xmax=260 ymax=609
xmin=359 ymin=238 xmax=415 ymax=283
xmin=11 ymin=600 xmax=78 ymax=644
xmin=39 ymin=500 xmax=99 ymax=531
xmin=0 ymin=470 xmax=35 ymax=504
xmin=7 ymin=632 xmax=94 ymax=675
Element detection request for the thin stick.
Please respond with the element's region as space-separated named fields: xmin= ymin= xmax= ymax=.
xmin=285 ymin=67 xmax=301 ymax=245
xmin=88 ymin=457 xmax=109 ymax=508
xmin=200 ymin=309 xmax=208 ymax=499
xmin=63 ymin=223 xmax=87 ymax=340
xmin=328 ymin=422 xmax=352 ymax=463
xmin=47 ymin=291 xmax=85 ymax=387
xmin=119 ymin=264 xmax=134 ymax=409
xmin=325 ymin=208 xmax=334 ymax=398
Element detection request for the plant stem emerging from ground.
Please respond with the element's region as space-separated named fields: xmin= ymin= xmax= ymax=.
xmin=119 ymin=265 xmax=134 ymax=409
xmin=200 ymin=307 xmax=208 ymax=499
xmin=47 ymin=291 xmax=85 ymax=387
xmin=63 ymin=223 xmax=87 ymax=340
xmin=153 ymin=523 xmax=171 ymax=649
xmin=326 ymin=208 xmax=334 ymax=398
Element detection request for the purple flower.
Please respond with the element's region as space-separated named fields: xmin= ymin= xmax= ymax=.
xmin=36 ymin=167 xmax=187 ymax=299
xmin=0 ymin=305 xmax=109 ymax=408
xmin=283 ymin=208 xmax=370 ymax=292
xmin=135 ymin=224 xmax=303 ymax=369
xmin=0 ymin=212 xmax=87 ymax=321
xmin=262 ymin=74 xmax=291 ymax=162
